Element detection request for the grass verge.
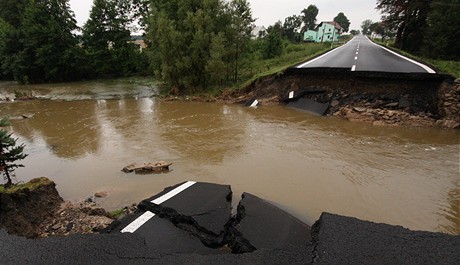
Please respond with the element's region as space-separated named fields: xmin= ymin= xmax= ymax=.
xmin=0 ymin=177 xmax=52 ymax=194
xmin=235 ymin=43 xmax=332 ymax=90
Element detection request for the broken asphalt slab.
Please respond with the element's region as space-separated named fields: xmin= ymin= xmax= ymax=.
xmin=0 ymin=181 xmax=459 ymax=264
xmin=0 ymin=228 xmax=311 ymax=265
xmin=107 ymin=181 xmax=232 ymax=253
xmin=311 ymin=212 xmax=460 ymax=265
xmin=287 ymin=97 xmax=330 ymax=116
xmin=234 ymin=192 xmax=311 ymax=250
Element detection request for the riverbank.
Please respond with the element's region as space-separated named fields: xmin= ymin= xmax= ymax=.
xmin=0 ymin=177 xmax=135 ymax=238
xmin=162 ymin=70 xmax=460 ymax=129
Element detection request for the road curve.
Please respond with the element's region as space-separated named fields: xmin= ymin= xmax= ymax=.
xmin=297 ymin=35 xmax=436 ymax=74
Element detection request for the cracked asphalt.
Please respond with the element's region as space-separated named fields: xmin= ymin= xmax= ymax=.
xmin=1 ymin=182 xmax=459 ymax=264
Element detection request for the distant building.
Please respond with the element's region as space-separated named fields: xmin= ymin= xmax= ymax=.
xmin=304 ymin=21 xmax=344 ymax=43
xmin=251 ymin=26 xmax=267 ymax=39
xmin=130 ymin=35 xmax=147 ymax=52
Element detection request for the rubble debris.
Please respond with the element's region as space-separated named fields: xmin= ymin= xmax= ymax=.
xmin=122 ymin=162 xmax=172 ymax=174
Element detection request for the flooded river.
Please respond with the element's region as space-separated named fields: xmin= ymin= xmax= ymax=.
xmin=0 ymin=78 xmax=459 ymax=235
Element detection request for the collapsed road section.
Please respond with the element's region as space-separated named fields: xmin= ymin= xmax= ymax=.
xmin=0 ymin=181 xmax=459 ymax=264
xmin=233 ymin=67 xmax=459 ymax=128
xmin=106 ymin=181 xmax=311 ymax=255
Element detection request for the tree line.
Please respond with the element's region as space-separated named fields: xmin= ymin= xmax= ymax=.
xmin=0 ymin=0 xmax=149 ymax=83
xmin=362 ymin=0 xmax=459 ymax=61
xmin=0 ymin=0 xmax=352 ymax=92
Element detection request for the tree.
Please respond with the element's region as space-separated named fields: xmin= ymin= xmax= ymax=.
xmin=0 ymin=0 xmax=27 ymax=80
xmin=350 ymin=29 xmax=360 ymax=35
xmin=0 ymin=0 xmax=28 ymax=28
xmin=0 ymin=18 xmax=14 ymax=79
xmin=262 ymin=27 xmax=283 ymax=59
xmin=147 ymin=0 xmax=254 ymax=92
xmin=0 ymin=117 xmax=27 ymax=188
xmin=206 ymin=33 xmax=226 ymax=87
xmin=422 ymin=0 xmax=460 ymax=60
xmin=301 ymin=5 xmax=318 ymax=32
xmin=333 ymin=12 xmax=350 ymax=32
xmin=0 ymin=0 xmax=84 ymax=83
xmin=82 ymin=0 xmax=140 ymax=77
xmin=361 ymin=19 xmax=373 ymax=35
xmin=283 ymin=15 xmax=302 ymax=42
xmin=369 ymin=21 xmax=394 ymax=41
xmin=228 ymin=0 xmax=255 ymax=82
xmin=19 ymin=0 xmax=84 ymax=83
xmin=376 ymin=0 xmax=431 ymax=52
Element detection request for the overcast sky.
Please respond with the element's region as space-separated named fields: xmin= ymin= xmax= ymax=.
xmin=69 ymin=0 xmax=382 ymax=31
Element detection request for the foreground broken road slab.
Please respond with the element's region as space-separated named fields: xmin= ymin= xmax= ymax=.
xmin=312 ymin=213 xmax=460 ymax=265
xmin=0 ymin=181 xmax=459 ymax=264
xmin=108 ymin=181 xmax=311 ymax=254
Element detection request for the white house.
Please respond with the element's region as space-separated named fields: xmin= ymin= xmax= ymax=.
xmin=304 ymin=21 xmax=344 ymax=43
xmin=251 ymin=26 xmax=267 ymax=39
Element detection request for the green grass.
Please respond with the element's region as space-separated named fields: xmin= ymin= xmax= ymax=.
xmin=109 ymin=208 xmax=125 ymax=219
xmin=0 ymin=177 xmax=52 ymax=194
xmin=372 ymin=38 xmax=460 ymax=78
xmin=235 ymin=42 xmax=332 ymax=90
xmin=424 ymin=59 xmax=460 ymax=78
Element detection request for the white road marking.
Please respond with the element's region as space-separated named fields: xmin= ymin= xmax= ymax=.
xmin=121 ymin=211 xmax=155 ymax=233
xmin=296 ymin=37 xmax=355 ymax=68
xmin=121 ymin=181 xmax=197 ymax=233
xmin=351 ymin=65 xmax=356 ymax=71
xmin=151 ymin=181 xmax=197 ymax=205
xmin=289 ymin=91 xmax=294 ymax=99
xmin=356 ymin=52 xmax=359 ymax=55
xmin=355 ymin=57 xmax=358 ymax=60
xmin=365 ymin=36 xmax=435 ymax=74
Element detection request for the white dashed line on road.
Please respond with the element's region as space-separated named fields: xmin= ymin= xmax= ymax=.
xmin=121 ymin=181 xmax=197 ymax=233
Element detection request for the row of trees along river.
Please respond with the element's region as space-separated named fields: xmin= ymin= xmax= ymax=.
xmin=1 ymin=0 xmax=458 ymax=91
xmin=0 ymin=0 xmax=326 ymax=92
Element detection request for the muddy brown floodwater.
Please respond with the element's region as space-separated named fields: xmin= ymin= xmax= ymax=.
xmin=0 ymin=79 xmax=459 ymax=235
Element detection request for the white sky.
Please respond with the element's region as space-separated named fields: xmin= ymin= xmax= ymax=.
xmin=69 ymin=0 xmax=382 ymax=31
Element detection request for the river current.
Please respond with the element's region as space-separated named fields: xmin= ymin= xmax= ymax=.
xmin=0 ymin=78 xmax=459 ymax=235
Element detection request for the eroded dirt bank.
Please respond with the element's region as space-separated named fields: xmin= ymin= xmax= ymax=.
xmin=222 ymin=69 xmax=459 ymax=129
xmin=0 ymin=177 xmax=134 ymax=238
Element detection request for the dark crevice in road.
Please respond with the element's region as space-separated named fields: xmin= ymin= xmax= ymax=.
xmin=137 ymin=195 xmax=257 ymax=254
xmin=310 ymin=217 xmax=322 ymax=264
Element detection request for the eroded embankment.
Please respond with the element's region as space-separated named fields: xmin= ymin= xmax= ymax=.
xmin=228 ymin=68 xmax=459 ymax=128
xmin=0 ymin=177 xmax=132 ymax=238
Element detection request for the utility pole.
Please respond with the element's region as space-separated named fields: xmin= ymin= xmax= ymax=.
xmin=331 ymin=28 xmax=335 ymax=48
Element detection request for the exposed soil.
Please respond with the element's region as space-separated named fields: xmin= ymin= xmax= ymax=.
xmin=0 ymin=177 xmax=136 ymax=238
xmin=166 ymin=69 xmax=459 ymax=129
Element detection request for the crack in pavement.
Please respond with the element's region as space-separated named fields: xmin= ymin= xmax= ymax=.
xmin=137 ymin=195 xmax=257 ymax=254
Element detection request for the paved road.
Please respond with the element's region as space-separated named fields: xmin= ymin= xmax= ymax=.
xmin=1 ymin=181 xmax=459 ymax=264
xmin=297 ymin=35 xmax=436 ymax=73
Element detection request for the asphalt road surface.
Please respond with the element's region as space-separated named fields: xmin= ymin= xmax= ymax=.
xmin=1 ymin=182 xmax=459 ymax=264
xmin=297 ymin=35 xmax=436 ymax=74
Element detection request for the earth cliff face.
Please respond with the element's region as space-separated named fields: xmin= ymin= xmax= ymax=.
xmin=0 ymin=177 xmax=117 ymax=238
xmin=226 ymin=69 xmax=459 ymax=129
xmin=0 ymin=177 xmax=63 ymax=238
